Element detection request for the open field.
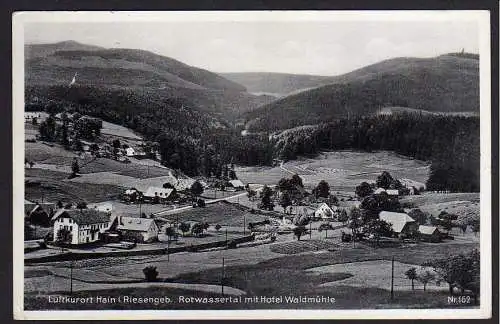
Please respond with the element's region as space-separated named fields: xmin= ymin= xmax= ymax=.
xmin=281 ymin=150 xmax=430 ymax=192
xmin=161 ymin=202 xmax=268 ymax=227
xmin=25 ymin=168 xmax=123 ymax=203
xmin=25 ymin=229 xmax=478 ymax=308
xmin=101 ymin=120 xmax=142 ymax=140
xmin=235 ymin=165 xmax=289 ymax=185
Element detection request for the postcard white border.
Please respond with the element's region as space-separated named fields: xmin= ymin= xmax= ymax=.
xmin=13 ymin=10 xmax=492 ymax=320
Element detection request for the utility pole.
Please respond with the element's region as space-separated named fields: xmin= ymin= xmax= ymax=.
xmin=243 ymin=215 xmax=246 ymax=235
xmin=69 ymin=259 xmax=73 ymax=295
xmin=167 ymin=239 xmax=170 ymax=262
xmin=225 ymin=228 xmax=228 ymax=245
xmin=390 ymin=256 xmax=395 ymax=301
xmin=309 ymin=222 xmax=312 ymax=239
xmin=221 ymin=257 xmax=225 ymax=297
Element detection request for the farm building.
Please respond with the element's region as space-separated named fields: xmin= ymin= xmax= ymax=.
xmin=52 ymin=209 xmax=111 ymax=245
xmin=379 ymin=211 xmax=418 ymax=235
xmin=374 ymin=188 xmax=386 ymax=195
xmin=314 ymin=203 xmax=338 ymax=220
xmin=418 ymin=225 xmax=441 ymax=243
xmin=115 ymin=216 xmax=159 ymax=243
xmin=228 ymin=179 xmax=245 ymax=190
xmin=386 ymin=189 xmax=399 ymax=196
xmin=143 ymin=186 xmax=175 ymax=202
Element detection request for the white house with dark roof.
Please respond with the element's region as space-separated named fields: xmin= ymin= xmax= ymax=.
xmin=52 ymin=209 xmax=111 ymax=245
xmin=314 ymin=203 xmax=338 ymax=220
xmin=115 ymin=216 xmax=159 ymax=243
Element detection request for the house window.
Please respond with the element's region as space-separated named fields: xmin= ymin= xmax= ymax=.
xmin=69 ymin=226 xmax=72 ymax=231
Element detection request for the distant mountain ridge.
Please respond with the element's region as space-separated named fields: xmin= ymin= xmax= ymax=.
xmin=244 ymin=53 xmax=479 ymax=132
xmin=24 ymin=41 xmax=271 ymax=122
xmin=220 ymin=72 xmax=335 ymax=97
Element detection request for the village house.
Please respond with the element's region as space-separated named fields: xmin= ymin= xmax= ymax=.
xmin=228 ymin=179 xmax=245 ymax=191
xmin=143 ymin=186 xmax=175 ymax=203
xmin=314 ymin=203 xmax=339 ymax=220
xmin=125 ymin=147 xmax=136 ymax=157
xmin=379 ymin=211 xmax=418 ymax=237
xmin=418 ymin=225 xmax=442 ymax=243
xmin=114 ymin=216 xmax=159 ymax=243
xmin=52 ymin=209 xmax=111 ymax=245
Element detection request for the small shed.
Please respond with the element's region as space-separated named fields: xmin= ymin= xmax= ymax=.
xmin=418 ymin=225 xmax=441 ymax=243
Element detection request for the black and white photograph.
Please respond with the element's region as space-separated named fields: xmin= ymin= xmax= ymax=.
xmin=13 ymin=10 xmax=492 ymax=320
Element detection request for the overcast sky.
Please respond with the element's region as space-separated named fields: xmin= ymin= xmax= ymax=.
xmin=24 ymin=19 xmax=479 ymax=76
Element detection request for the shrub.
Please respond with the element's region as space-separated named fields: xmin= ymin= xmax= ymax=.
xmin=143 ymin=266 xmax=159 ymax=282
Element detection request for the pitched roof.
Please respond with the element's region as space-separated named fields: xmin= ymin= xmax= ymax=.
xmin=379 ymin=211 xmax=416 ymax=233
xmin=144 ymin=187 xmax=174 ymax=198
xmin=374 ymin=188 xmax=386 ymax=194
xmin=117 ymin=216 xmax=157 ymax=232
xmin=419 ymin=225 xmax=439 ymax=235
xmin=53 ymin=209 xmax=111 ymax=225
xmin=229 ymin=179 xmax=245 ymax=187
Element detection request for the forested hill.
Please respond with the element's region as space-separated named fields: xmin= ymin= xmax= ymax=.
xmin=270 ymin=113 xmax=480 ymax=192
xmin=244 ymin=54 xmax=479 ymax=132
xmin=25 ymin=41 xmax=270 ymax=122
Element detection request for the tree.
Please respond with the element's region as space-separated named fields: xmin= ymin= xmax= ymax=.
xmin=56 ymin=228 xmax=72 ymax=245
xmin=376 ymin=171 xmax=395 ymax=190
xmin=259 ymin=185 xmax=274 ymax=211
xmin=142 ymin=266 xmax=159 ymax=282
xmin=215 ymin=224 xmax=222 ymax=232
xmin=408 ymin=209 xmax=428 ymax=225
xmin=469 ymin=219 xmax=480 ymax=236
xmin=71 ymin=158 xmax=80 ymax=175
xmin=355 ymin=182 xmax=373 ymax=198
xmin=293 ymin=226 xmax=307 ymax=241
xmin=361 ymin=192 xmax=401 ymax=221
xmin=348 ymin=207 xmax=363 ymax=242
xmin=418 ymin=270 xmax=435 ymax=291
xmin=228 ymin=169 xmax=237 ymax=180
xmin=191 ymin=223 xmax=204 ymax=237
xmin=64 ymin=203 xmax=73 ymax=209
xmin=76 ymin=201 xmax=87 ymax=210
xmin=197 ymin=198 xmax=206 ymax=207
xmin=364 ymin=219 xmax=394 ymax=246
xmin=29 ymin=161 xmax=34 ymax=168
xmin=290 ymin=174 xmax=304 ymax=188
xmin=405 ymin=267 xmax=418 ymax=290
xmin=279 ymin=191 xmax=292 ymax=213
xmin=165 ymin=226 xmax=177 ymax=241
xmin=314 ymin=180 xmax=330 ymax=198
xmin=56 ymin=200 xmax=63 ymax=209
xmin=190 ymin=181 xmax=204 ymax=198
xmin=179 ymin=222 xmax=191 ymax=236
xmin=277 ymin=177 xmax=293 ymax=192
xmin=423 ymin=250 xmax=480 ymax=295
xmin=338 ymin=209 xmax=349 ymax=224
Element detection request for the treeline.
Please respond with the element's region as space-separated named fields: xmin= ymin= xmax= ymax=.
xmin=272 ymin=113 xmax=480 ymax=192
